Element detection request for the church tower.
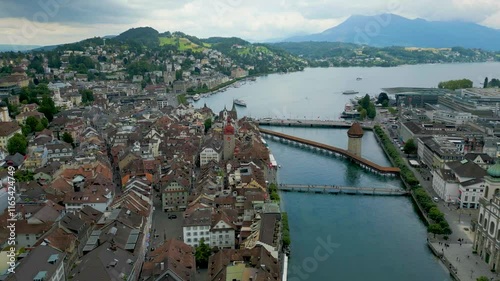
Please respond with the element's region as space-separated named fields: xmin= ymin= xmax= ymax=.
xmin=223 ymin=123 xmax=236 ymax=160
xmin=347 ymin=122 xmax=364 ymax=156
xmin=0 ymin=101 xmax=10 ymax=122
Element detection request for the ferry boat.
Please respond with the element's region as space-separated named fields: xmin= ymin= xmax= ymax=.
xmin=233 ymin=99 xmax=247 ymax=107
xmin=356 ymin=77 xmax=362 ymax=81
xmin=192 ymin=94 xmax=200 ymax=101
xmin=343 ymin=90 xmax=359 ymax=95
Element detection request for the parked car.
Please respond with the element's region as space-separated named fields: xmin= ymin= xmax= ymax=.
xmin=433 ymin=197 xmax=439 ymax=202
xmin=168 ymin=214 xmax=177 ymax=219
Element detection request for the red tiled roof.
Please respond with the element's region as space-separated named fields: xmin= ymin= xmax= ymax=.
xmin=347 ymin=122 xmax=364 ymax=137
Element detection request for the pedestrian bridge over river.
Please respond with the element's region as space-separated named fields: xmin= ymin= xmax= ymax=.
xmin=259 ymin=128 xmax=400 ymax=176
xmin=257 ymin=118 xmax=374 ymax=129
xmin=278 ymin=184 xmax=408 ymax=196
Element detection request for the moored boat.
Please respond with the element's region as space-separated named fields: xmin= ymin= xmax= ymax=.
xmin=343 ymin=90 xmax=359 ymax=95
xmin=233 ymin=99 xmax=247 ymax=107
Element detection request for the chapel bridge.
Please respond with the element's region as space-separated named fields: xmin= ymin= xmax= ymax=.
xmin=258 ymin=128 xmax=400 ymax=176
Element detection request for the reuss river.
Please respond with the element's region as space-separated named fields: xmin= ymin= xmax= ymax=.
xmin=196 ymin=63 xmax=499 ymax=280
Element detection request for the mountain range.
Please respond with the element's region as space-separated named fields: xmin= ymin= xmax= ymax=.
xmin=0 ymin=44 xmax=42 ymax=52
xmin=285 ymin=14 xmax=500 ymax=51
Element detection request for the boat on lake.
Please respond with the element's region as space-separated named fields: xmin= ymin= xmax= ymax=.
xmin=343 ymin=90 xmax=359 ymax=95
xmin=233 ymin=99 xmax=247 ymax=107
xmin=356 ymin=77 xmax=362 ymax=81
xmin=192 ymin=94 xmax=200 ymax=101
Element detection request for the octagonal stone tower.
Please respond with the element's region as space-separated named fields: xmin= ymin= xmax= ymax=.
xmin=347 ymin=122 xmax=364 ymax=156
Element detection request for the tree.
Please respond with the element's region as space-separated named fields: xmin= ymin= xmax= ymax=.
xmin=359 ymin=108 xmax=367 ymax=120
xmin=34 ymin=122 xmax=44 ymax=132
xmin=38 ymin=95 xmax=58 ymax=121
xmin=175 ymin=70 xmax=182 ymax=81
xmin=428 ymin=223 xmax=443 ymax=237
xmin=25 ymin=116 xmax=40 ymax=133
xmin=7 ymin=133 xmax=28 ymax=155
xmin=359 ymin=94 xmax=370 ymax=109
xmin=40 ymin=117 xmax=49 ymax=128
xmin=484 ymin=77 xmax=489 ymax=88
xmin=80 ymin=89 xmax=94 ymax=104
xmin=204 ymin=118 xmax=212 ymax=134
xmin=438 ymin=79 xmax=473 ymax=90
xmin=428 ymin=207 xmax=445 ymax=222
xmin=367 ymin=103 xmax=376 ymax=119
xmin=403 ymin=139 xmax=417 ymax=155
xmin=62 ymin=132 xmax=75 ymax=147
xmin=377 ymin=92 xmax=389 ymax=105
xmin=195 ymin=238 xmax=212 ymax=268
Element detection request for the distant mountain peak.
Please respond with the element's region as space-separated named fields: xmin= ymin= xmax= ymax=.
xmin=284 ymin=14 xmax=500 ymax=50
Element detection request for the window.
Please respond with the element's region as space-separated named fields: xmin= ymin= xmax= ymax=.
xmin=187 ymin=238 xmax=191 ymax=242
xmin=490 ymin=221 xmax=496 ymax=235
xmin=464 ymin=196 xmax=468 ymax=202
xmin=472 ymin=196 xmax=476 ymax=202
xmin=187 ymin=232 xmax=191 ymax=237
xmin=480 ymin=213 xmax=484 ymax=225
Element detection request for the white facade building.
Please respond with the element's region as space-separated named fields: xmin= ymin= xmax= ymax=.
xmin=200 ymin=147 xmax=220 ymax=166
xmin=432 ymin=159 xmax=487 ymax=205
xmin=182 ymin=208 xmax=212 ymax=247
xmin=210 ymin=219 xmax=236 ymax=249
xmin=433 ymin=110 xmax=477 ymax=125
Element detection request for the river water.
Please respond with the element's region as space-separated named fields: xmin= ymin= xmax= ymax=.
xmin=196 ymin=63 xmax=500 ymax=280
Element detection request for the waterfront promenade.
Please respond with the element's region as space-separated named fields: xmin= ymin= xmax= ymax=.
xmin=259 ymin=128 xmax=400 ymax=175
xmin=278 ymin=184 xmax=408 ymax=196
xmin=428 ymin=242 xmax=499 ymax=281
xmin=257 ymin=118 xmax=374 ymax=129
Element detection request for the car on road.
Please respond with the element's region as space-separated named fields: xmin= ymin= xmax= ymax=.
xmin=433 ymin=197 xmax=439 ymax=202
xmin=168 ymin=214 xmax=177 ymax=219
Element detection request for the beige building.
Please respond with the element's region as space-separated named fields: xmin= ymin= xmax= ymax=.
xmin=0 ymin=121 xmax=21 ymax=150
xmin=474 ymin=163 xmax=500 ymax=271
xmin=0 ymin=102 xmax=9 ymax=122
xmin=162 ymin=177 xmax=189 ymax=212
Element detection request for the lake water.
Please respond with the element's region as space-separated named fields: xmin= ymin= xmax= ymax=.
xmin=196 ymin=63 xmax=500 ymax=280
xmin=197 ymin=62 xmax=500 ymax=120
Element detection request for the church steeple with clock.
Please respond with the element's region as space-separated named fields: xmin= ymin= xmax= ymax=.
xmin=223 ymin=122 xmax=236 ymax=161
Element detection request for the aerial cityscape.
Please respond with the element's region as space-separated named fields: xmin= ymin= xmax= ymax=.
xmin=1 ymin=1 xmax=500 ymax=281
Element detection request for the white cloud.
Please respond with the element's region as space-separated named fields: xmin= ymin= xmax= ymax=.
xmin=0 ymin=0 xmax=499 ymax=45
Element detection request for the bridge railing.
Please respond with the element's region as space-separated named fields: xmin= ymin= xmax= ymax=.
xmin=259 ymin=128 xmax=400 ymax=175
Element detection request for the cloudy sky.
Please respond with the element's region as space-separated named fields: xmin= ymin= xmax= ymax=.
xmin=1 ymin=0 xmax=499 ymax=45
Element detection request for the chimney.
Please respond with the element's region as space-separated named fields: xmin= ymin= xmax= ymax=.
xmin=160 ymin=262 xmax=165 ymax=271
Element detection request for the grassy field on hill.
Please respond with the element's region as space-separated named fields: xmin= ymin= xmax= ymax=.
xmin=159 ymin=37 xmax=209 ymax=52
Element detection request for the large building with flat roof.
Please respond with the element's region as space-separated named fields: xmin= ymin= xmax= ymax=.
xmin=386 ymin=87 xmax=451 ymax=108
xmin=439 ymin=88 xmax=500 ymax=116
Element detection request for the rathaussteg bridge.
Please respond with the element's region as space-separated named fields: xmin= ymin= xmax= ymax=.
xmin=278 ymin=184 xmax=408 ymax=196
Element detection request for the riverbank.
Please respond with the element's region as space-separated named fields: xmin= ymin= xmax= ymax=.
xmin=372 ymin=125 xmax=451 ymax=234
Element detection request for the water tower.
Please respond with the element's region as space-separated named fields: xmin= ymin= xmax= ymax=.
xmin=347 ymin=122 xmax=364 ymax=156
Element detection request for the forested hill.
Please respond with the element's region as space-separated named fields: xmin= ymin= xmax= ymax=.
xmin=270 ymin=42 xmax=500 ymax=67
